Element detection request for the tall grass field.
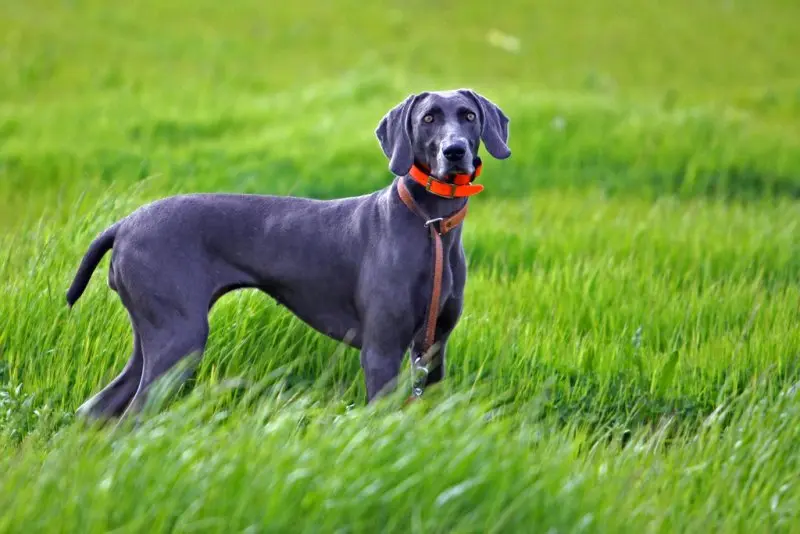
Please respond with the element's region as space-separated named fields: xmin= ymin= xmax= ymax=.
xmin=1 ymin=0 xmax=800 ymax=532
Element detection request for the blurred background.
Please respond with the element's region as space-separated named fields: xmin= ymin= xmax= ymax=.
xmin=2 ymin=0 xmax=799 ymax=227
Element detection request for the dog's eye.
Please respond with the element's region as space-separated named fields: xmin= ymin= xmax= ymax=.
xmin=422 ymin=114 xmax=434 ymax=123
xmin=465 ymin=112 xmax=476 ymax=121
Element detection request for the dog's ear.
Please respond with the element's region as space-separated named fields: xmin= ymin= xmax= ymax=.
xmin=375 ymin=93 xmax=422 ymax=176
xmin=459 ymin=89 xmax=511 ymax=160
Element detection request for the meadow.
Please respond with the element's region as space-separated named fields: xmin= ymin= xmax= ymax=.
xmin=1 ymin=0 xmax=799 ymax=532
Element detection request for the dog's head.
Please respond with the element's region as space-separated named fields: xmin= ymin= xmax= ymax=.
xmin=375 ymin=89 xmax=510 ymax=179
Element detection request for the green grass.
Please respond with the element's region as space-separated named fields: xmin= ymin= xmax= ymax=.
xmin=1 ymin=0 xmax=800 ymax=532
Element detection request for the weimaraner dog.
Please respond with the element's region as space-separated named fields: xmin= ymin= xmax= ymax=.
xmin=66 ymin=89 xmax=510 ymax=420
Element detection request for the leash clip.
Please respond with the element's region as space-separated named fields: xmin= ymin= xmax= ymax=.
xmin=411 ymin=356 xmax=429 ymax=397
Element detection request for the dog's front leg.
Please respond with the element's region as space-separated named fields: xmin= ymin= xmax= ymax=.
xmin=360 ymin=342 xmax=408 ymax=402
xmin=356 ymin=283 xmax=417 ymax=400
xmin=359 ymin=315 xmax=416 ymax=401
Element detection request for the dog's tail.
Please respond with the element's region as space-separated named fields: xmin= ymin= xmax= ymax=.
xmin=66 ymin=222 xmax=120 ymax=308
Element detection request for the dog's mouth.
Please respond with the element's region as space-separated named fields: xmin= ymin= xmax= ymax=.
xmin=434 ymin=156 xmax=480 ymax=181
xmin=418 ymin=160 xmax=476 ymax=182
xmin=440 ymin=163 xmax=476 ymax=181
xmin=446 ymin=166 xmax=470 ymax=176
xmin=434 ymin=161 xmax=473 ymax=180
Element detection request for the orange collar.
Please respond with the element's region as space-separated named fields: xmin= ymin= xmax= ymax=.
xmin=408 ymin=163 xmax=484 ymax=199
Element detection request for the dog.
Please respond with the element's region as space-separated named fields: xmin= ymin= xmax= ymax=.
xmin=66 ymin=89 xmax=510 ymax=420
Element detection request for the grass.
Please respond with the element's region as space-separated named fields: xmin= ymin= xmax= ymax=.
xmin=1 ymin=0 xmax=800 ymax=532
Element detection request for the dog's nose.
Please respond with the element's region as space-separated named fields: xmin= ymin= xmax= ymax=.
xmin=443 ymin=142 xmax=467 ymax=162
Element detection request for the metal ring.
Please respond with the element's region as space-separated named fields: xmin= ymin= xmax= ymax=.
xmin=424 ymin=217 xmax=443 ymax=229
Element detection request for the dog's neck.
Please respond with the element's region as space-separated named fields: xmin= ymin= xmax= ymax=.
xmin=398 ymin=174 xmax=469 ymax=220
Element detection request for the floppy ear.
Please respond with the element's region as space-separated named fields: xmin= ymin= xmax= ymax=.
xmin=459 ymin=89 xmax=511 ymax=160
xmin=375 ymin=93 xmax=420 ymax=176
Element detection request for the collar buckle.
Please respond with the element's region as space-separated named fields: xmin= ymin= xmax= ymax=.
xmin=424 ymin=175 xmax=458 ymax=199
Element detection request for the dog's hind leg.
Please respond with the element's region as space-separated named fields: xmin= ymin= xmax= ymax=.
xmin=120 ymin=311 xmax=210 ymax=420
xmin=76 ymin=329 xmax=143 ymax=420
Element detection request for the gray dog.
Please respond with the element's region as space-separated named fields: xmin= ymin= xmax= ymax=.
xmin=66 ymin=89 xmax=510 ymax=420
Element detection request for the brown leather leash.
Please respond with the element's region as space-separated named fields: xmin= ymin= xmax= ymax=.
xmin=397 ymin=178 xmax=469 ymax=396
